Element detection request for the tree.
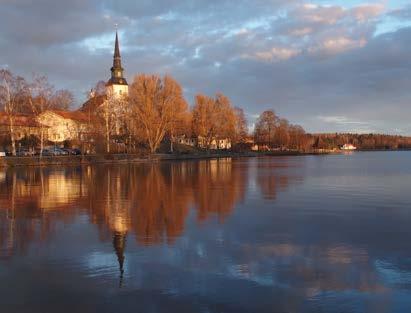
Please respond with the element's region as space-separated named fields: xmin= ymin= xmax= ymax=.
xmin=161 ymin=76 xmax=188 ymax=153
xmin=274 ymin=118 xmax=290 ymax=149
xmin=192 ymin=94 xmax=216 ymax=149
xmin=288 ymin=125 xmax=307 ymax=151
xmin=254 ymin=110 xmax=279 ymax=148
xmin=27 ymin=74 xmax=54 ymax=156
xmin=49 ymin=89 xmax=74 ymax=110
xmin=98 ymin=89 xmax=128 ymax=153
xmin=94 ymin=80 xmax=107 ymax=97
xmin=234 ymin=107 xmax=248 ymax=144
xmin=0 ymin=70 xmax=28 ymax=156
xmin=128 ymin=74 xmax=188 ymax=154
xmin=192 ymin=93 xmax=236 ymax=150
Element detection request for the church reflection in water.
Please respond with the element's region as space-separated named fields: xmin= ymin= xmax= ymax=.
xmin=0 ymin=158 xmax=301 ymax=279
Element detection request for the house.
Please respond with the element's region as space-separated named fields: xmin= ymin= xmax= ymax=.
xmin=0 ymin=112 xmax=43 ymax=141
xmin=175 ymin=135 xmax=197 ymax=147
xmin=36 ymin=110 xmax=92 ymax=143
xmin=176 ymin=135 xmax=232 ymax=150
xmin=196 ymin=136 xmax=232 ymax=150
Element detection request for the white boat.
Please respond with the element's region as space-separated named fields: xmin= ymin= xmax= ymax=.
xmin=341 ymin=144 xmax=357 ymax=151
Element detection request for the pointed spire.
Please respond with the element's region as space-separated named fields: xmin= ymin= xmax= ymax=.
xmin=108 ymin=29 xmax=128 ymax=86
xmin=114 ymin=31 xmax=121 ymax=58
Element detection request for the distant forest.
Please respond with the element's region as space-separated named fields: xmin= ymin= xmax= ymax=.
xmin=311 ymin=133 xmax=411 ymax=150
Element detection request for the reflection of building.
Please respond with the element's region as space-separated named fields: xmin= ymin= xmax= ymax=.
xmin=0 ymin=160 xmax=250 ymax=258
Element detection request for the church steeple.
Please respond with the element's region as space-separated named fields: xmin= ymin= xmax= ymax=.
xmin=108 ymin=30 xmax=128 ymax=87
xmin=114 ymin=31 xmax=121 ymax=59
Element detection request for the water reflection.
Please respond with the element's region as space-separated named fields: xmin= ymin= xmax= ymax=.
xmin=0 ymin=159 xmax=257 ymax=259
xmin=3 ymin=154 xmax=409 ymax=312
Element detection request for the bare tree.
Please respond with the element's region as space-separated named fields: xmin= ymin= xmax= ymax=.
xmin=128 ymin=74 xmax=188 ymax=154
xmin=98 ymin=89 xmax=128 ymax=153
xmin=192 ymin=93 xmax=236 ymax=150
xmin=0 ymin=70 xmax=28 ymax=156
xmin=275 ymin=118 xmax=290 ymax=149
xmin=192 ymin=94 xmax=216 ymax=149
xmin=94 ymin=81 xmax=107 ymax=96
xmin=49 ymin=89 xmax=74 ymax=110
xmin=27 ymin=74 xmax=54 ymax=157
xmin=254 ymin=110 xmax=279 ymax=148
xmin=234 ymin=107 xmax=248 ymax=144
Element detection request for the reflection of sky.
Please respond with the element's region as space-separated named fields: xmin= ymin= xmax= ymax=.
xmin=1 ymin=153 xmax=411 ymax=312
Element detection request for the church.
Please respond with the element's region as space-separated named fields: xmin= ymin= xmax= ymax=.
xmin=32 ymin=31 xmax=129 ymax=147
xmin=80 ymin=30 xmax=129 ymax=112
xmin=106 ymin=30 xmax=129 ymax=98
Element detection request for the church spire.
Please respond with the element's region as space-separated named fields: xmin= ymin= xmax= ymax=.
xmin=114 ymin=31 xmax=121 ymax=58
xmin=108 ymin=30 xmax=127 ymax=86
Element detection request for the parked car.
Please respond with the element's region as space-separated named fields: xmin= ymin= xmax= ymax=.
xmin=62 ymin=148 xmax=81 ymax=155
xmin=41 ymin=147 xmax=69 ymax=156
xmin=16 ymin=149 xmax=35 ymax=157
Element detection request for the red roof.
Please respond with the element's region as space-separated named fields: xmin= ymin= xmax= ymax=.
xmin=79 ymin=95 xmax=106 ymax=113
xmin=48 ymin=110 xmax=90 ymax=123
xmin=0 ymin=112 xmax=41 ymax=127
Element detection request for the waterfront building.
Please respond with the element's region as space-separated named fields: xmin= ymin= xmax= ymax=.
xmin=36 ymin=110 xmax=92 ymax=143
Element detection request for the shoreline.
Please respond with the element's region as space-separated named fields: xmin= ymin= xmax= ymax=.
xmin=2 ymin=149 xmax=408 ymax=168
xmin=0 ymin=150 xmax=331 ymax=168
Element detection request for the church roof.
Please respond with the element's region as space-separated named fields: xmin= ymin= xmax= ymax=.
xmin=48 ymin=110 xmax=91 ymax=123
xmin=108 ymin=31 xmax=128 ymax=86
xmin=78 ymin=95 xmax=107 ymax=113
xmin=0 ymin=112 xmax=42 ymax=128
xmin=107 ymin=77 xmax=128 ymax=86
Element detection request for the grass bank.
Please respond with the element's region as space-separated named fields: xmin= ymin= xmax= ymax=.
xmin=0 ymin=150 xmax=333 ymax=168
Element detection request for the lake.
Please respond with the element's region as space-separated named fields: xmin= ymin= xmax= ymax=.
xmin=1 ymin=152 xmax=411 ymax=313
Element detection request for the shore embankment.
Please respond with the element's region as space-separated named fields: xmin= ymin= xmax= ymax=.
xmin=0 ymin=150 xmax=337 ymax=168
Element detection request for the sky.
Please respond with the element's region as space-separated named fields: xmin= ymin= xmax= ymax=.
xmin=1 ymin=0 xmax=411 ymax=134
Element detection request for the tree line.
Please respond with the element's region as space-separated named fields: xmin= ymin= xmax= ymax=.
xmin=2 ymin=68 xmax=410 ymax=155
xmin=92 ymin=74 xmax=251 ymax=154
xmin=91 ymin=74 xmax=312 ymax=154
xmin=311 ymin=133 xmax=411 ymax=150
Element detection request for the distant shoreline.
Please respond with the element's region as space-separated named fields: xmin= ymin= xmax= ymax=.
xmin=0 ymin=151 xmax=324 ymax=168
xmin=1 ymin=149 xmax=409 ymax=168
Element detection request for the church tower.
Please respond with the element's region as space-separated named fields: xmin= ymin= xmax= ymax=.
xmin=106 ymin=31 xmax=128 ymax=97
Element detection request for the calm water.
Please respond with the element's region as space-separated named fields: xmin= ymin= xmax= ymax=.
xmin=1 ymin=152 xmax=411 ymax=313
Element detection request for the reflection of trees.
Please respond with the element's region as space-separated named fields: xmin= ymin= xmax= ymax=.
xmin=256 ymin=158 xmax=302 ymax=200
xmin=192 ymin=159 xmax=247 ymax=222
xmin=0 ymin=159 xmax=249 ymax=259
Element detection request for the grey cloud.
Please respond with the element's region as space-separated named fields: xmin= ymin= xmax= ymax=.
xmin=0 ymin=0 xmax=410 ymax=134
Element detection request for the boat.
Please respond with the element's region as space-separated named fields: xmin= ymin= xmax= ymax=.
xmin=341 ymin=144 xmax=357 ymax=151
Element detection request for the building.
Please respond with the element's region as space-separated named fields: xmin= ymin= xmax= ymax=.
xmin=36 ymin=110 xmax=92 ymax=143
xmin=176 ymin=135 xmax=197 ymax=147
xmin=176 ymin=135 xmax=232 ymax=150
xmin=0 ymin=112 xmax=42 ymax=141
xmin=106 ymin=31 xmax=129 ymax=97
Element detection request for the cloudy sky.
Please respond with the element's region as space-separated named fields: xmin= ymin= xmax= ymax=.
xmin=1 ymin=0 xmax=411 ymax=133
